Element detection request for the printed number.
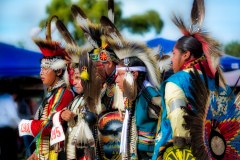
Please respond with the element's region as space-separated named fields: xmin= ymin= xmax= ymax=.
xmin=51 ymin=127 xmax=61 ymax=140
xmin=21 ymin=122 xmax=31 ymax=133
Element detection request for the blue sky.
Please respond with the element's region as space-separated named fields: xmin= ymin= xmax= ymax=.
xmin=0 ymin=0 xmax=240 ymax=51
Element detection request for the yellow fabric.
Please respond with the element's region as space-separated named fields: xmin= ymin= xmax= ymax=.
xmin=161 ymin=145 xmax=195 ymax=160
xmin=165 ymin=82 xmax=186 ymax=114
xmin=165 ymin=82 xmax=190 ymax=137
xmin=49 ymin=150 xmax=58 ymax=160
xmin=169 ymin=108 xmax=190 ymax=137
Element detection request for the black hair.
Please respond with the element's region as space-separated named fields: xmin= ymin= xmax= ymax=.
xmin=175 ymin=36 xmax=203 ymax=58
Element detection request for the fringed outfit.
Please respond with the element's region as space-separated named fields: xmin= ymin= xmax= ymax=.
xmin=121 ymin=84 xmax=160 ymax=159
xmin=33 ymin=83 xmax=74 ymax=159
xmin=65 ymin=95 xmax=97 ymax=160
xmin=152 ymin=58 xmax=239 ymax=160
xmin=153 ymin=0 xmax=239 ymax=158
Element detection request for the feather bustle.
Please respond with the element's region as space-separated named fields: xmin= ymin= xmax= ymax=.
xmin=183 ymin=67 xmax=211 ymax=160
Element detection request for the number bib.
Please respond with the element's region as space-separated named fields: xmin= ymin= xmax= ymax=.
xmin=50 ymin=111 xmax=65 ymax=146
xmin=18 ymin=119 xmax=33 ymax=136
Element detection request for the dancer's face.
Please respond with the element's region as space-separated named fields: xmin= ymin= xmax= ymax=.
xmin=115 ymin=69 xmax=125 ymax=91
xmin=73 ymin=68 xmax=83 ymax=94
xmin=171 ymin=46 xmax=190 ymax=73
xmin=40 ymin=67 xmax=58 ymax=87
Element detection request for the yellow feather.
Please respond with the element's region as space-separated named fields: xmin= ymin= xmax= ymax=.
xmin=80 ymin=70 xmax=89 ymax=81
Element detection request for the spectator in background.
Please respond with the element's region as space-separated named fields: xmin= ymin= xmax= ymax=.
xmin=25 ymin=98 xmax=40 ymax=119
xmin=17 ymin=97 xmax=32 ymax=120
xmin=17 ymin=96 xmax=34 ymax=158
xmin=0 ymin=91 xmax=21 ymax=160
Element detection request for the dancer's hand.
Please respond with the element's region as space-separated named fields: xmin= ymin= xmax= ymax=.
xmin=61 ymin=109 xmax=75 ymax=121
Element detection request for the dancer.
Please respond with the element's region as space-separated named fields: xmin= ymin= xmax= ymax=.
xmin=152 ymin=0 xmax=239 ymax=159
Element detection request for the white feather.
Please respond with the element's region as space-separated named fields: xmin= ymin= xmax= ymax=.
xmin=51 ymin=59 xmax=66 ymax=70
xmin=110 ymin=32 xmax=123 ymax=48
xmin=71 ymin=54 xmax=80 ymax=64
xmin=67 ymin=128 xmax=77 ymax=159
xmin=65 ymin=44 xmax=81 ymax=63
xmin=76 ymin=15 xmax=90 ymax=33
xmin=158 ymin=53 xmax=172 ymax=73
xmin=152 ymin=45 xmax=161 ymax=56
xmin=125 ymin=71 xmax=134 ymax=86
xmin=113 ymin=85 xmax=125 ymax=111
xmin=95 ymin=95 xmax=102 ymax=115
xmin=66 ymin=43 xmax=94 ymax=64
xmin=72 ymin=118 xmax=94 ymax=148
xmin=85 ymin=33 xmax=98 ymax=48
xmin=108 ymin=9 xmax=114 ymax=23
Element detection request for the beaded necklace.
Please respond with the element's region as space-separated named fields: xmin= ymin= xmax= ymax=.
xmin=181 ymin=55 xmax=206 ymax=70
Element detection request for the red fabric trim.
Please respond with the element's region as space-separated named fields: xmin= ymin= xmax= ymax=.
xmin=39 ymin=47 xmax=67 ymax=57
xmin=180 ymin=58 xmax=197 ymax=71
xmin=36 ymin=41 xmax=67 ymax=57
xmin=30 ymin=88 xmax=74 ymax=137
xmin=193 ymin=33 xmax=218 ymax=76
xmin=181 ymin=58 xmax=214 ymax=78
xmin=68 ymin=67 xmax=75 ymax=85
xmin=30 ymin=120 xmax=51 ymax=137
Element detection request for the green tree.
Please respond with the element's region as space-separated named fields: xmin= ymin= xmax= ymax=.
xmin=40 ymin=0 xmax=163 ymax=44
xmin=224 ymin=41 xmax=240 ymax=57
xmin=17 ymin=41 xmax=25 ymax=49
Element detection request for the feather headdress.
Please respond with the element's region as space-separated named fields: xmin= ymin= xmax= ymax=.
xmin=71 ymin=2 xmax=119 ymax=63
xmin=154 ymin=46 xmax=172 ymax=81
xmin=172 ymin=0 xmax=222 ymax=79
xmin=32 ymin=15 xmax=70 ymax=86
xmin=100 ymin=16 xmax=161 ymax=89
xmin=33 ymin=16 xmax=68 ymax=59
xmin=56 ymin=18 xmax=104 ymax=113
xmin=55 ymin=18 xmax=93 ymax=67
